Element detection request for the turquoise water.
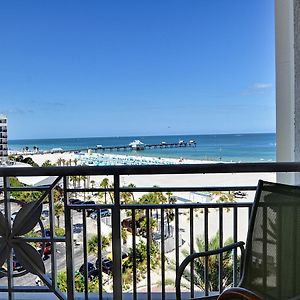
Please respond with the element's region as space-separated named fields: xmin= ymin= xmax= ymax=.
xmin=8 ymin=133 xmax=276 ymax=163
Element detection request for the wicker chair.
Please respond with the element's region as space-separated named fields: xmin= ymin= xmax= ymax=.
xmin=176 ymin=180 xmax=300 ymax=300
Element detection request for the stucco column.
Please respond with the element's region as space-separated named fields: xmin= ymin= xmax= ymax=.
xmin=276 ymin=0 xmax=300 ymax=183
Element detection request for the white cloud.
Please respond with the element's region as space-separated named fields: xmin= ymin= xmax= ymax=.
xmin=216 ymin=82 xmax=274 ymax=98
xmin=252 ymin=83 xmax=273 ymax=90
xmin=3 ymin=108 xmax=34 ymax=115
xmin=238 ymin=83 xmax=273 ymax=96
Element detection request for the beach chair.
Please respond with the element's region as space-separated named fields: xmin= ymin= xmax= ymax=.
xmin=176 ymin=180 xmax=300 ymax=300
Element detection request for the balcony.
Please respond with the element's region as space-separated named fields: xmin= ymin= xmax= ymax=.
xmin=0 ymin=163 xmax=299 ymax=300
xmin=0 ymin=150 xmax=8 ymax=157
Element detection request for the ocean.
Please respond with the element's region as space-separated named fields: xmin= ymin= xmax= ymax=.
xmin=8 ymin=133 xmax=276 ymax=163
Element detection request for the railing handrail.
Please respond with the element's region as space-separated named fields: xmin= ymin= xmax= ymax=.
xmin=0 ymin=161 xmax=300 ymax=176
xmin=68 ymin=202 xmax=253 ymax=209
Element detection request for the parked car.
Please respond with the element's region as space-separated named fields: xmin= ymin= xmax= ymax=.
xmin=69 ymin=198 xmax=83 ymax=204
xmin=89 ymin=208 xmax=111 ymax=220
xmin=43 ymin=242 xmax=52 ymax=256
xmin=83 ymin=200 xmax=96 ymax=216
xmin=69 ymin=198 xmax=84 ymax=212
xmin=88 ymin=268 xmax=100 ymax=278
xmin=79 ymin=262 xmax=95 ymax=277
xmin=43 ymin=229 xmax=51 ymax=237
xmin=73 ymin=223 xmax=83 ymax=233
xmin=41 ymin=210 xmax=49 ymax=218
xmin=89 ymin=212 xmax=97 ymax=220
xmin=234 ymin=191 xmax=247 ymax=198
xmin=95 ymin=258 xmax=113 ymax=274
xmin=101 ymin=208 xmax=111 ymax=217
xmin=37 ymin=241 xmax=52 ymax=259
xmin=36 ymin=228 xmax=51 ymax=237
xmin=12 ymin=254 xmax=23 ymax=272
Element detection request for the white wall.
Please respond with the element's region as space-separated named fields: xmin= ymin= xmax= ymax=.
xmin=276 ymin=0 xmax=300 ymax=183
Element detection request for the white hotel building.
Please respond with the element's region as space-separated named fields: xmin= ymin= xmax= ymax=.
xmin=0 ymin=114 xmax=8 ymax=163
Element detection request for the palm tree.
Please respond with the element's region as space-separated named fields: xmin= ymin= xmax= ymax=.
xmin=100 ymin=178 xmax=112 ymax=204
xmin=166 ymin=191 xmax=173 ymax=200
xmin=54 ymin=202 xmax=64 ymax=228
xmin=128 ymin=239 xmax=160 ymax=271
xmin=128 ymin=183 xmax=136 ymax=202
xmin=56 ymin=158 xmax=63 ymax=166
xmin=150 ymin=188 xmax=167 ymax=226
xmin=121 ymin=191 xmax=132 ymax=204
xmin=42 ymin=160 xmax=52 ymax=167
xmin=121 ymin=183 xmax=134 ymax=204
xmin=80 ymin=175 xmax=88 ymax=200
xmin=87 ymin=234 xmax=111 ymax=254
xmin=90 ymin=180 xmax=96 ymax=189
xmin=108 ymin=182 xmax=114 ymax=203
xmin=139 ymin=216 xmax=157 ymax=240
xmin=180 ymin=232 xmax=235 ymax=292
xmin=166 ymin=191 xmax=176 ymax=236
xmin=69 ymin=176 xmax=78 ymax=190
xmin=121 ymin=226 xmax=128 ymax=245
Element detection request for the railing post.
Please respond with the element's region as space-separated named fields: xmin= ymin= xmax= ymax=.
xmin=112 ymin=174 xmax=122 ymax=300
xmin=63 ymin=176 xmax=75 ymax=300
xmin=48 ymin=189 xmax=58 ymax=289
xmin=3 ymin=176 xmax=14 ymax=300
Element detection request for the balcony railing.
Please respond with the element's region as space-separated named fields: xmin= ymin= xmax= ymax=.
xmin=0 ymin=162 xmax=299 ymax=300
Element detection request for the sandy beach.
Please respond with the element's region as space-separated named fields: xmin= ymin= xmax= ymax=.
xmin=20 ymin=151 xmax=275 ymax=185
xmin=18 ymin=151 xmax=275 ymax=196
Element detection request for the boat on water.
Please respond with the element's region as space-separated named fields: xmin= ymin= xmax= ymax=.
xmin=129 ymin=140 xmax=145 ymax=150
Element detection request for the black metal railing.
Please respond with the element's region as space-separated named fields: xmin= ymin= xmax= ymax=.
xmin=0 ymin=162 xmax=299 ymax=300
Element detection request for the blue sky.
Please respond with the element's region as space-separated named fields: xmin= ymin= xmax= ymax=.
xmin=0 ymin=1 xmax=275 ymax=140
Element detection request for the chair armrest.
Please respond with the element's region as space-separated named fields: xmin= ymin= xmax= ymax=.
xmin=217 ymin=287 xmax=263 ymax=300
xmin=175 ymin=241 xmax=245 ymax=300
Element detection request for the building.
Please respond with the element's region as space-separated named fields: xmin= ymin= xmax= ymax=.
xmin=0 ymin=114 xmax=8 ymax=164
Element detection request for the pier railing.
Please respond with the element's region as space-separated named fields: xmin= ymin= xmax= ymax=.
xmin=0 ymin=162 xmax=299 ymax=300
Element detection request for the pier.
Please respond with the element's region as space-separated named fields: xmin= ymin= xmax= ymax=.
xmin=23 ymin=141 xmax=197 ymax=155
xmin=94 ymin=141 xmax=196 ymax=152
